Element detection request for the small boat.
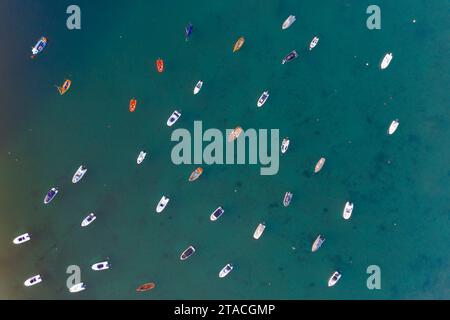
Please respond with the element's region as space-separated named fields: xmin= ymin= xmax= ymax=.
xmin=219 ymin=263 xmax=234 ymax=278
xmin=167 ymin=110 xmax=181 ymax=127
xmin=185 ymin=22 xmax=193 ymax=41
xmin=328 ymin=271 xmax=342 ymax=287
xmin=314 ymin=157 xmax=326 ymax=173
xmin=69 ymin=282 xmax=86 ymax=293
xmin=193 ymin=80 xmax=203 ymax=95
xmin=137 ymin=151 xmax=147 ymax=164
xmin=253 ymin=222 xmax=266 ymax=240
xmin=311 ymin=235 xmax=325 ymax=252
xmin=129 ymin=98 xmax=137 ymax=112
xmin=156 ymin=196 xmax=170 ymax=213
xmin=156 ymin=58 xmax=164 ymax=73
xmin=233 ymin=37 xmax=245 ymax=52
xmin=309 ymin=36 xmax=319 ymax=50
xmin=342 ymin=202 xmax=353 ymax=220
xmin=31 ymin=36 xmax=47 ymax=58
xmin=282 ymin=15 xmax=296 ymax=30
xmin=257 ymin=91 xmax=269 ymax=107
xmin=91 ymin=261 xmax=110 ymax=271
xmin=228 ymin=126 xmax=243 ymax=142
xmin=13 ymin=233 xmax=31 ymax=245
xmin=56 ymin=79 xmax=71 ymax=95
xmin=281 ymin=138 xmax=290 ymax=154
xmin=24 ymin=275 xmax=42 ymax=287
xmin=188 ymin=167 xmax=203 ymax=181
xmin=180 ymin=245 xmax=195 ymax=261
xmin=81 ymin=213 xmax=96 ymax=227
xmin=210 ymin=206 xmax=224 ymax=221
xmin=136 ymin=282 xmax=156 ymax=292
xmin=72 ymin=165 xmax=87 ymax=183
xmin=380 ymin=52 xmax=393 ymax=70
xmin=388 ymin=119 xmax=399 ymax=135
xmin=283 ymin=192 xmax=293 ymax=207
xmin=282 ymin=50 xmax=299 ymax=64
xmin=44 ymin=187 xmax=58 ymax=204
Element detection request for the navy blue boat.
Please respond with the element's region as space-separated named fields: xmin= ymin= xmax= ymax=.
xmin=185 ymin=22 xmax=193 ymax=41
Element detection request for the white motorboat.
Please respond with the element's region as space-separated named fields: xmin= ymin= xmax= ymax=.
xmin=13 ymin=233 xmax=31 ymax=245
xmin=281 ymin=138 xmax=290 ymax=154
xmin=69 ymin=282 xmax=86 ymax=293
xmin=81 ymin=213 xmax=96 ymax=227
xmin=257 ymin=91 xmax=269 ymax=107
xmin=44 ymin=187 xmax=58 ymax=204
xmin=24 ymin=275 xmax=42 ymax=287
xmin=282 ymin=15 xmax=296 ymax=30
xmin=156 ymin=196 xmax=170 ymax=213
xmin=328 ymin=271 xmax=342 ymax=287
xmin=72 ymin=165 xmax=87 ymax=183
xmin=180 ymin=245 xmax=196 ymax=261
xmin=210 ymin=206 xmax=225 ymax=221
xmin=343 ymin=202 xmax=353 ymax=220
xmin=311 ymin=235 xmax=325 ymax=252
xmin=137 ymin=151 xmax=147 ymax=164
xmin=193 ymin=80 xmax=203 ymax=94
xmin=253 ymin=222 xmax=266 ymax=240
xmin=91 ymin=261 xmax=110 ymax=271
xmin=314 ymin=157 xmax=326 ymax=173
xmin=283 ymin=192 xmax=293 ymax=207
xmin=388 ymin=119 xmax=399 ymax=135
xmin=167 ymin=110 xmax=181 ymax=127
xmin=219 ymin=263 xmax=234 ymax=278
xmin=380 ymin=52 xmax=393 ymax=69
xmin=309 ymin=36 xmax=319 ymax=50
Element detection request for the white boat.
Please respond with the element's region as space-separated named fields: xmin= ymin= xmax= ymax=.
xmin=309 ymin=36 xmax=319 ymax=50
xmin=167 ymin=110 xmax=181 ymax=127
xmin=91 ymin=261 xmax=110 ymax=271
xmin=388 ymin=119 xmax=399 ymax=135
xmin=81 ymin=213 xmax=96 ymax=227
xmin=13 ymin=233 xmax=31 ymax=245
xmin=314 ymin=157 xmax=326 ymax=173
xmin=156 ymin=196 xmax=170 ymax=213
xmin=210 ymin=206 xmax=224 ymax=221
xmin=328 ymin=271 xmax=342 ymax=287
xmin=283 ymin=192 xmax=293 ymax=207
xmin=257 ymin=91 xmax=269 ymax=107
xmin=69 ymin=282 xmax=86 ymax=293
xmin=282 ymin=15 xmax=296 ymax=30
xmin=219 ymin=263 xmax=234 ymax=278
xmin=137 ymin=151 xmax=147 ymax=164
xmin=72 ymin=165 xmax=87 ymax=183
xmin=253 ymin=222 xmax=266 ymax=240
xmin=380 ymin=52 xmax=393 ymax=69
xmin=311 ymin=235 xmax=325 ymax=252
xmin=343 ymin=202 xmax=353 ymax=220
xmin=43 ymin=187 xmax=58 ymax=204
xmin=193 ymin=80 xmax=203 ymax=94
xmin=24 ymin=275 xmax=42 ymax=287
xmin=180 ymin=245 xmax=195 ymax=261
xmin=281 ymin=138 xmax=290 ymax=154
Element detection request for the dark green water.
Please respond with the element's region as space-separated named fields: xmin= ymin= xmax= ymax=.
xmin=0 ymin=0 xmax=448 ymax=299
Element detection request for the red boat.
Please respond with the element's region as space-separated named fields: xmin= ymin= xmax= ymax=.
xmin=129 ymin=98 xmax=137 ymax=112
xmin=136 ymin=282 xmax=155 ymax=292
xmin=156 ymin=58 xmax=164 ymax=73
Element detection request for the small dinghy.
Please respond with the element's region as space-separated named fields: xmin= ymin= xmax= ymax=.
xmin=137 ymin=151 xmax=147 ymax=164
xmin=253 ymin=222 xmax=266 ymax=240
xmin=314 ymin=157 xmax=326 ymax=173
xmin=129 ymin=98 xmax=137 ymax=112
xmin=380 ymin=52 xmax=393 ymax=70
xmin=342 ymin=202 xmax=353 ymax=220
xmin=185 ymin=22 xmax=193 ymax=41
xmin=281 ymin=138 xmax=290 ymax=154
xmin=210 ymin=206 xmax=224 ymax=221
xmin=72 ymin=165 xmax=87 ymax=183
xmin=193 ymin=80 xmax=203 ymax=94
xmin=282 ymin=15 xmax=296 ymax=30
xmin=156 ymin=58 xmax=164 ymax=73
xmin=69 ymin=282 xmax=86 ymax=293
xmin=44 ymin=187 xmax=58 ymax=204
xmin=309 ymin=36 xmax=319 ymax=50
xmin=228 ymin=126 xmax=243 ymax=142
xmin=257 ymin=91 xmax=269 ymax=107
xmin=13 ymin=233 xmax=31 ymax=245
xmin=328 ymin=271 xmax=342 ymax=287
xmin=136 ymin=282 xmax=156 ymax=292
xmin=311 ymin=235 xmax=325 ymax=252
xmin=233 ymin=37 xmax=245 ymax=52
xmin=180 ymin=245 xmax=196 ymax=261
xmin=81 ymin=213 xmax=96 ymax=227
xmin=24 ymin=275 xmax=42 ymax=287
xmin=156 ymin=196 xmax=170 ymax=213
xmin=167 ymin=110 xmax=181 ymax=127
xmin=91 ymin=261 xmax=110 ymax=271
xmin=188 ymin=167 xmax=203 ymax=182
xmin=282 ymin=50 xmax=299 ymax=64
xmin=388 ymin=119 xmax=399 ymax=135
xmin=56 ymin=79 xmax=72 ymax=95
xmin=219 ymin=263 xmax=234 ymax=278
xmin=283 ymin=192 xmax=293 ymax=207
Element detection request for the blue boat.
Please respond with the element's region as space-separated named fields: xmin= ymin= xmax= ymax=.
xmin=31 ymin=36 xmax=48 ymax=58
xmin=44 ymin=187 xmax=58 ymax=204
xmin=185 ymin=22 xmax=193 ymax=41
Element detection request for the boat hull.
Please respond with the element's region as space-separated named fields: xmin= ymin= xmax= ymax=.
xmin=189 ymin=168 xmax=203 ymax=181
xmin=180 ymin=246 xmax=196 ymax=260
xmin=233 ymin=37 xmax=245 ymax=52
xmin=156 ymin=196 xmax=170 ymax=213
xmin=81 ymin=213 xmax=96 ymax=227
xmin=253 ymin=223 xmax=266 ymax=240
xmin=136 ymin=282 xmax=156 ymax=292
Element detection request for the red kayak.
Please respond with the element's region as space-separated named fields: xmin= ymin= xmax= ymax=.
xmin=136 ymin=282 xmax=155 ymax=292
xmin=156 ymin=58 xmax=164 ymax=73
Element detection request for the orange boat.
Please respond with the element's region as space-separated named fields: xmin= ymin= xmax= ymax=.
xmin=228 ymin=126 xmax=243 ymax=142
xmin=156 ymin=58 xmax=164 ymax=73
xmin=129 ymin=98 xmax=137 ymax=112
xmin=136 ymin=282 xmax=155 ymax=292
xmin=56 ymin=79 xmax=71 ymax=95
xmin=233 ymin=37 xmax=245 ymax=52
xmin=188 ymin=167 xmax=203 ymax=182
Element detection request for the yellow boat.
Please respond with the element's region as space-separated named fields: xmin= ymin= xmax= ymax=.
xmin=228 ymin=126 xmax=243 ymax=142
xmin=233 ymin=37 xmax=245 ymax=52
xmin=56 ymin=79 xmax=71 ymax=95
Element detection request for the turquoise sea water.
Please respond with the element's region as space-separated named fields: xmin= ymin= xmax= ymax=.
xmin=0 ymin=0 xmax=449 ymax=299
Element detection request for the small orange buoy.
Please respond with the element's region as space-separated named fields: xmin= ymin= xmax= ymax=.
xmin=156 ymin=58 xmax=164 ymax=73
xmin=129 ymin=98 xmax=137 ymax=112
xmin=136 ymin=282 xmax=155 ymax=292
